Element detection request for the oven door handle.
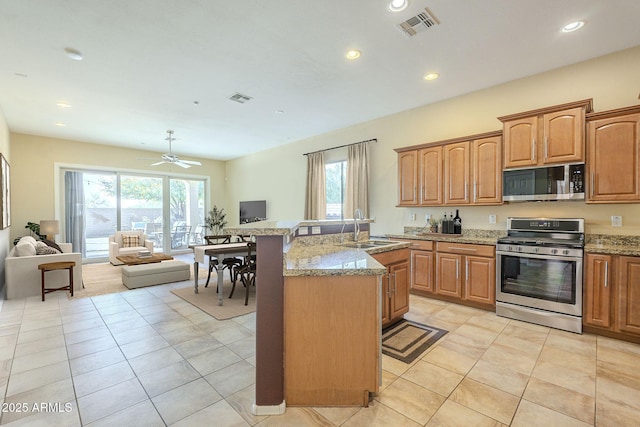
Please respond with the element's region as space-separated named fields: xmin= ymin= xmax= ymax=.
xmin=496 ymin=250 xmax=582 ymax=262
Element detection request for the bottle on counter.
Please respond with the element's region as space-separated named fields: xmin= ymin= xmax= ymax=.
xmin=453 ymin=209 xmax=462 ymax=234
xmin=441 ymin=213 xmax=448 ymax=234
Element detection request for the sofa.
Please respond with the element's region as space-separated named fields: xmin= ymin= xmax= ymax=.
xmin=109 ymin=230 xmax=155 ymax=265
xmin=5 ymin=236 xmax=83 ymax=300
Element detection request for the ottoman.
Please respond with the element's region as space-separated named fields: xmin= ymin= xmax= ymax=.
xmin=121 ymin=260 xmax=190 ymax=289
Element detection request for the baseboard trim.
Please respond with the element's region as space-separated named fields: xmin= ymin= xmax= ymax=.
xmin=252 ymin=400 xmax=286 ymax=416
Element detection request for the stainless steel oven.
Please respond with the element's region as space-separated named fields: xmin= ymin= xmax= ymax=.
xmin=496 ymin=218 xmax=584 ymax=333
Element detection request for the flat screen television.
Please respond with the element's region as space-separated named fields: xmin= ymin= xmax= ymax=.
xmin=240 ymin=200 xmax=266 ymax=224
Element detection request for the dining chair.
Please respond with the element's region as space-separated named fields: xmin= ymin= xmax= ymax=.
xmin=231 ymin=242 xmax=256 ymax=305
xmin=204 ymin=235 xmax=243 ymax=287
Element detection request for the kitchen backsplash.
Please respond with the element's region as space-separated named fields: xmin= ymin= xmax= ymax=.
xmin=403 ymin=226 xmax=505 ymax=240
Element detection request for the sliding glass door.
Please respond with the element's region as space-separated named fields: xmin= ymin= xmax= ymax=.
xmin=63 ymin=169 xmax=205 ymax=260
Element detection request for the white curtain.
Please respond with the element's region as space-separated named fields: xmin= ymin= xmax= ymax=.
xmin=64 ymin=171 xmax=85 ymax=255
xmin=345 ymin=142 xmax=369 ymax=218
xmin=304 ymin=151 xmax=326 ymax=220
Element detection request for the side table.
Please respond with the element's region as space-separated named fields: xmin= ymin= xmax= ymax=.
xmin=38 ymin=261 xmax=75 ymax=301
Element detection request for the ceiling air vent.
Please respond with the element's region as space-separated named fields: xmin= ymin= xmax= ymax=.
xmin=398 ymin=8 xmax=439 ymax=37
xmin=229 ymin=92 xmax=253 ymax=104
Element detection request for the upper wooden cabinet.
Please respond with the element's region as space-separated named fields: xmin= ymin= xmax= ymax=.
xmin=586 ymin=106 xmax=640 ymax=203
xmin=396 ymin=131 xmax=502 ymax=206
xmin=397 ymin=150 xmax=418 ymax=205
xmin=419 ymin=146 xmax=443 ymax=205
xmin=499 ymin=99 xmax=592 ymax=168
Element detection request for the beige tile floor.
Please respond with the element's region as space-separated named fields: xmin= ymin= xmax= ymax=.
xmin=1 ymin=280 xmax=640 ymax=426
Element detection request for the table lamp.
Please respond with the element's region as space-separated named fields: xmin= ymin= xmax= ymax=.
xmin=40 ymin=220 xmax=60 ymax=241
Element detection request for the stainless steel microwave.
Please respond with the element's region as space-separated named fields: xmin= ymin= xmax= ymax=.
xmin=503 ymin=164 xmax=585 ymax=202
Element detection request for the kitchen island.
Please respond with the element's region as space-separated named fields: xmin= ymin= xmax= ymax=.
xmin=224 ymin=220 xmax=407 ymax=413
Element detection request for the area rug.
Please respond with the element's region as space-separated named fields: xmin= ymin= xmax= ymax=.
xmin=382 ymin=319 xmax=448 ymax=364
xmin=74 ymin=261 xmax=208 ymax=298
xmin=171 ymin=282 xmax=256 ymax=320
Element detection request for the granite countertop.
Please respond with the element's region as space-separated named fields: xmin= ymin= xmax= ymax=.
xmin=387 ymin=228 xmax=504 ymax=246
xmin=284 ymin=240 xmax=410 ymax=277
xmin=584 ymin=243 xmax=640 ymax=256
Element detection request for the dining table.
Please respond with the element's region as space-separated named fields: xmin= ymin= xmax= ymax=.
xmin=192 ymin=241 xmax=250 ymax=306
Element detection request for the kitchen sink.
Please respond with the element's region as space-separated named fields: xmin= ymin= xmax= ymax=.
xmin=341 ymin=240 xmax=396 ymax=249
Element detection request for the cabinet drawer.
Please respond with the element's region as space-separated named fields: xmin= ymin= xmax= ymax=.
xmin=436 ymin=242 xmax=494 ymax=258
xmin=395 ymin=239 xmax=433 ymax=251
xmin=372 ymin=248 xmax=410 ymax=266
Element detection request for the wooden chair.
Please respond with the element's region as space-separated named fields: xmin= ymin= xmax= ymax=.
xmin=231 ymin=242 xmax=256 ymax=305
xmin=204 ymin=235 xmax=242 ymax=287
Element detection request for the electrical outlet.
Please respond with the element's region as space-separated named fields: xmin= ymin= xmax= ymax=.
xmin=611 ymin=215 xmax=623 ymax=227
xmin=425 ymin=214 xmax=431 ymax=222
xmin=311 ymin=226 xmax=321 ymax=234
xmin=298 ymin=227 xmax=308 ymax=235
xmin=411 ymin=213 xmax=416 ymax=221
xmin=489 ymin=214 xmax=497 ymax=224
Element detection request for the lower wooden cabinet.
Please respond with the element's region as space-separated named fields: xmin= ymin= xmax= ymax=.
xmin=435 ymin=242 xmax=495 ymax=309
xmin=583 ymin=253 xmax=640 ymax=342
xmin=373 ymin=248 xmax=410 ymax=327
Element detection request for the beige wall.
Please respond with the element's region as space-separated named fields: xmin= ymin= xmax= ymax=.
xmin=226 ymin=46 xmax=640 ymax=236
xmin=9 ymin=133 xmax=227 ymax=244
xmin=0 ymin=108 xmax=9 ymax=294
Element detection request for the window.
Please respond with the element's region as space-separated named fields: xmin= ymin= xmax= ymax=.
xmin=62 ymin=169 xmax=206 ymax=259
xmin=325 ymin=161 xmax=346 ymax=219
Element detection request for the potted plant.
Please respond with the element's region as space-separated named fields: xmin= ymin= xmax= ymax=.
xmin=204 ymin=206 xmax=228 ymax=235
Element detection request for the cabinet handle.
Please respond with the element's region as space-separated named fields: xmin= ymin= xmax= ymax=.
xmin=474 ymin=181 xmax=477 ymax=202
xmin=449 ymin=247 xmax=477 ymax=252
xmin=544 ymin=136 xmax=548 ymax=160
xmin=393 ymin=272 xmax=397 ymax=294
xmin=590 ymin=172 xmax=595 ymax=197
xmin=386 ymin=274 xmax=391 ymax=297
xmin=466 ymin=259 xmax=469 ymax=282
xmin=456 ymin=259 xmax=459 ymax=279
xmin=604 ymin=262 xmax=609 ymax=288
xmin=465 ymin=182 xmax=468 ymax=201
xmin=532 ymin=138 xmax=536 ymax=161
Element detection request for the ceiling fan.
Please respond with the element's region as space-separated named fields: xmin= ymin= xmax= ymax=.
xmin=142 ymin=130 xmax=202 ymax=168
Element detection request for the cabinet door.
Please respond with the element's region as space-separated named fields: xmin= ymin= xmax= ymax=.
xmin=503 ymin=117 xmax=537 ymax=168
xmin=472 ymin=136 xmax=502 ymax=204
xmin=587 ymin=113 xmax=640 ymax=202
xmin=583 ymin=253 xmax=613 ymax=329
xmin=412 ymin=250 xmax=434 ymax=293
xmin=390 ymin=260 xmax=410 ymax=321
xmin=398 ymin=150 xmax=418 ymax=205
xmin=617 ymin=256 xmax=640 ymax=335
xmin=444 ymin=142 xmax=470 ymax=204
xmin=543 ymin=107 xmax=585 ymax=164
xmin=436 ymin=253 xmax=462 ymax=298
xmin=464 ymin=255 xmax=495 ymax=306
xmin=419 ymin=146 xmax=443 ymax=205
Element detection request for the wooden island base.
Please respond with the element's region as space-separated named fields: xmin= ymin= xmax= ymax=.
xmin=284 ymin=275 xmax=380 ymax=406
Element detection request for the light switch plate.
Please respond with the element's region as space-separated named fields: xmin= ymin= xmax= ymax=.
xmin=611 ymin=216 xmax=622 ymax=227
xmin=411 ymin=213 xmax=416 ymax=221
xmin=298 ymin=226 xmax=308 ymax=235
xmin=489 ymin=214 xmax=497 ymax=224
xmin=311 ymin=226 xmax=321 ymax=234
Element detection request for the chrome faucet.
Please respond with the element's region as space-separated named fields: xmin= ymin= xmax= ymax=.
xmin=353 ymin=208 xmax=364 ymax=242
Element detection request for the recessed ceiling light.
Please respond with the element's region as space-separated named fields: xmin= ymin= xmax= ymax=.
xmin=55 ymin=122 xmax=67 ymax=127
xmin=424 ymin=72 xmax=439 ymax=81
xmin=345 ymin=49 xmax=361 ymax=60
xmin=388 ymin=0 xmax=409 ymax=12
xmin=64 ymin=47 xmax=83 ymax=61
xmin=56 ymin=102 xmax=71 ymax=108
xmin=561 ymin=21 xmax=585 ymax=33
xmin=275 ymin=110 xmax=285 ymax=114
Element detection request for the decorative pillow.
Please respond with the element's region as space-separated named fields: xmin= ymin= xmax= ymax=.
xmin=122 ymin=235 xmax=140 ymax=248
xmin=115 ymin=231 xmax=143 ymax=247
xmin=15 ymin=236 xmax=38 ymax=257
xmin=42 ymin=239 xmax=63 ymax=253
xmin=36 ymin=241 xmax=61 ymax=255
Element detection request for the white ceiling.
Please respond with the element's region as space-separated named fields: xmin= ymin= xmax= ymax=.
xmin=1 ymin=0 xmax=639 ymax=161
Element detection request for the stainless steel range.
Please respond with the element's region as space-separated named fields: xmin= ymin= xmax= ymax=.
xmin=496 ymin=217 xmax=584 ymax=333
